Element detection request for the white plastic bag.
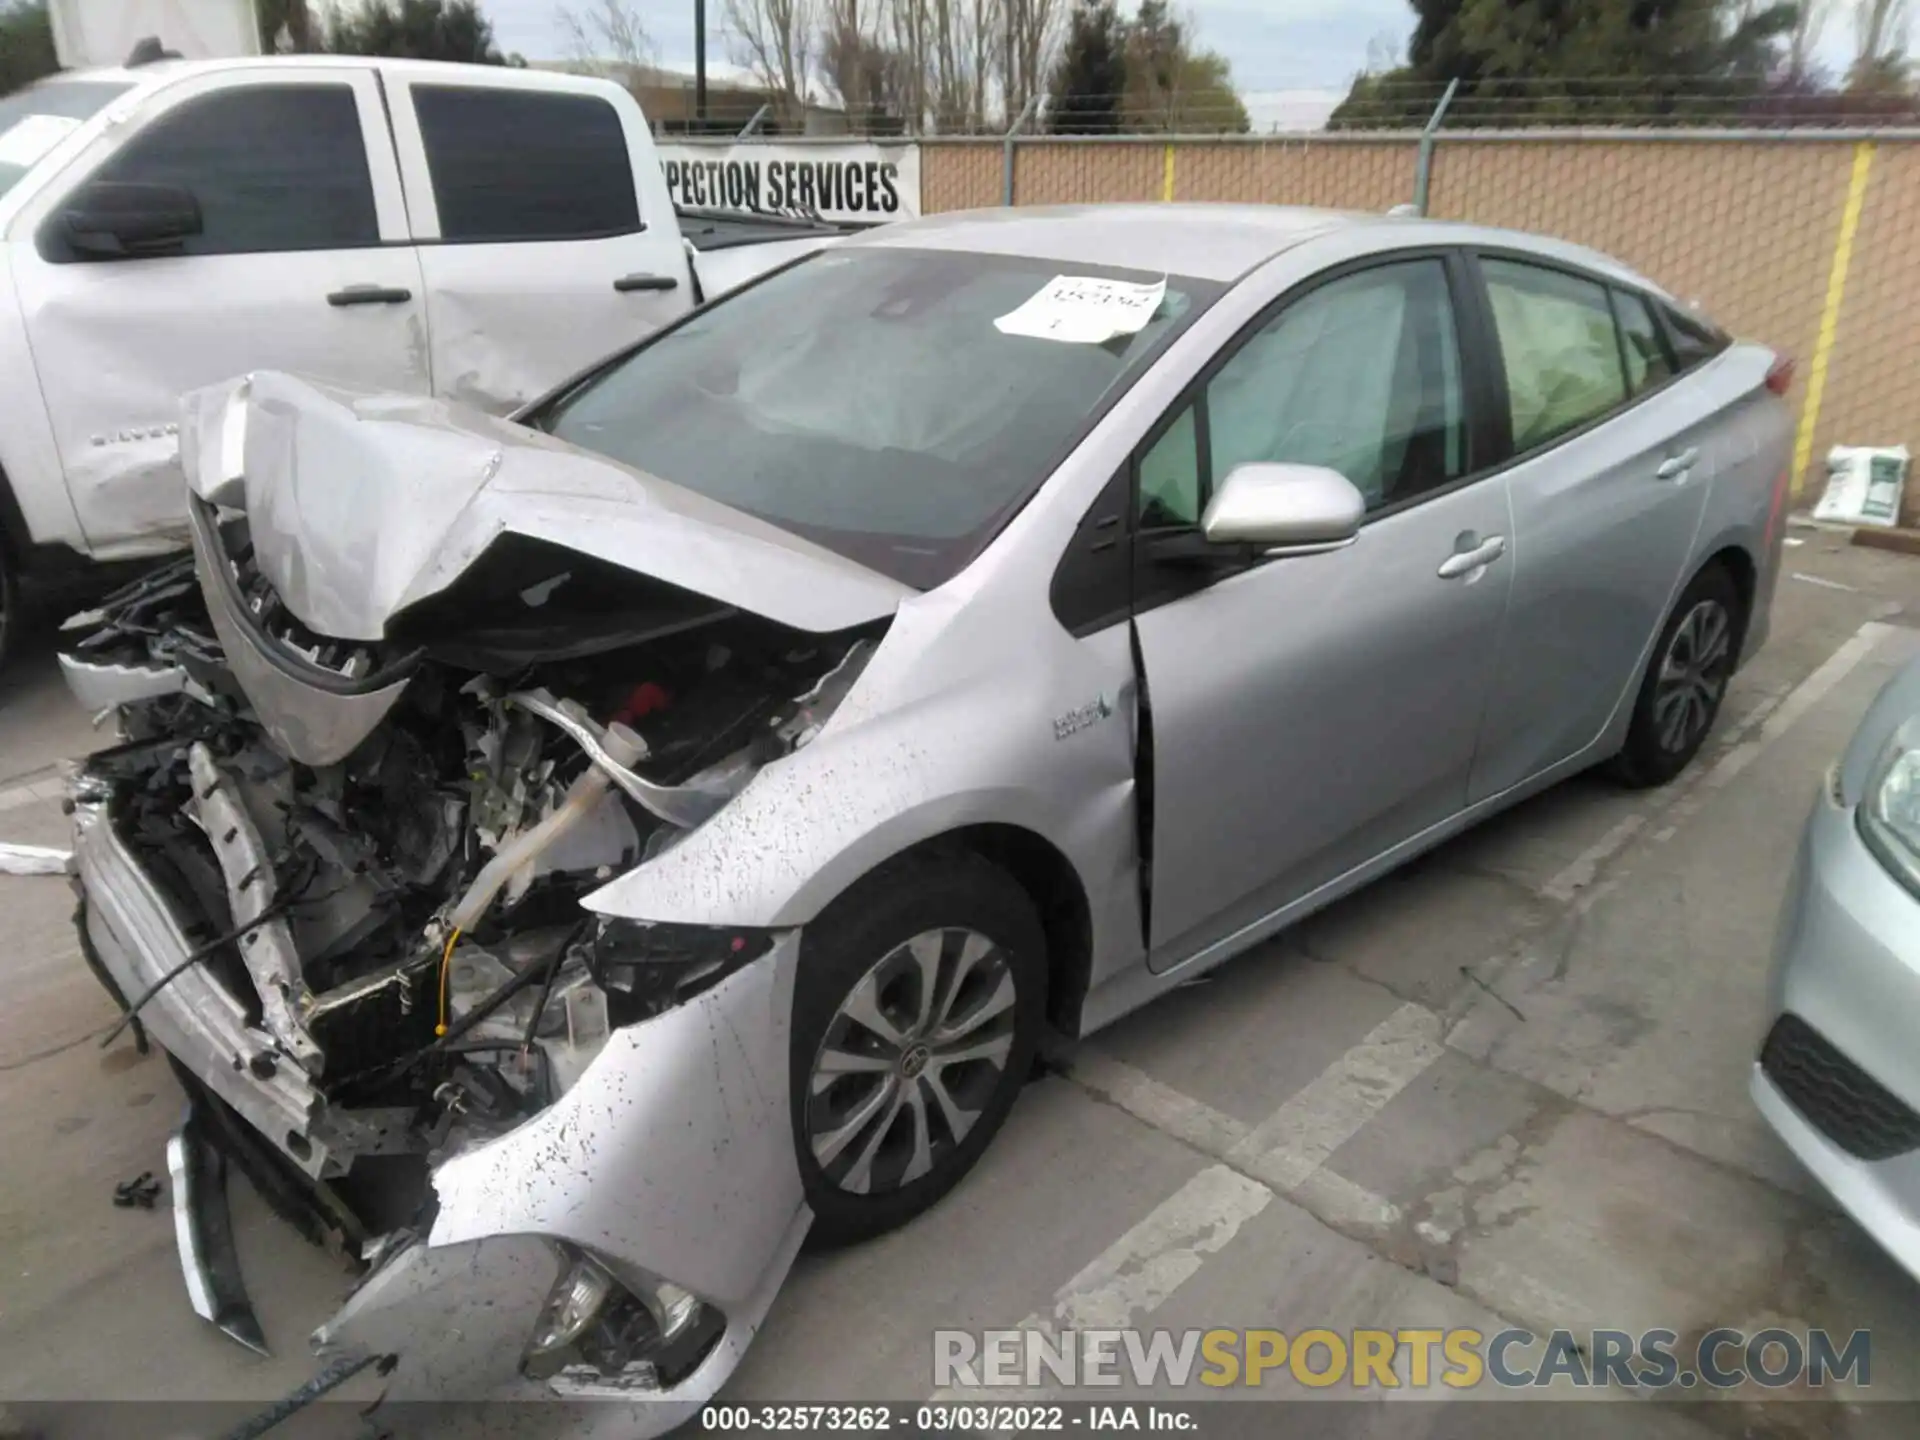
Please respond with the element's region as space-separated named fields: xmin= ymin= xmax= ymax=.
xmin=1812 ymin=445 xmax=1909 ymax=528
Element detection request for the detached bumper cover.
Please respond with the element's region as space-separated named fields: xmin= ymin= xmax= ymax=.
xmin=75 ymin=777 xmax=812 ymax=1424
xmin=1757 ymin=786 xmax=1920 ymax=1283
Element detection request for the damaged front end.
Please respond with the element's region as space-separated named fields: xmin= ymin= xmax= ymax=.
xmin=65 ymin=372 xmax=897 ymax=1422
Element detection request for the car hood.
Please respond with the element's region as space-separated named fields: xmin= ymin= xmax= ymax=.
xmin=179 ymin=371 xmax=912 ymax=644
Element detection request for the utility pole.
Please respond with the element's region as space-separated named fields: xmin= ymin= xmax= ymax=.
xmin=695 ymin=0 xmax=708 ymax=124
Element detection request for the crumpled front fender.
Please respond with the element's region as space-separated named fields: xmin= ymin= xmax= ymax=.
xmin=317 ymin=932 xmax=809 ymax=1420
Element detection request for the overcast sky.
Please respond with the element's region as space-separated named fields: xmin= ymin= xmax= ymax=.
xmin=477 ymin=0 xmax=1876 ymax=100
xmin=478 ymin=0 xmax=1413 ymax=93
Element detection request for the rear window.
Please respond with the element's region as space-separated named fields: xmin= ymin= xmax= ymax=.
xmin=0 ymin=80 xmax=133 ymax=198
xmin=412 ymin=85 xmax=638 ymax=243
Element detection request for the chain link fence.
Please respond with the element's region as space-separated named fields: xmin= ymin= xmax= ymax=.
xmin=918 ymin=129 xmax=1920 ymax=508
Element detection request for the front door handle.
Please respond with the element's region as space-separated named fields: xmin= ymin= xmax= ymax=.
xmin=614 ymin=272 xmax=679 ymax=293
xmin=1437 ymin=534 xmax=1507 ymax=579
xmin=1655 ymin=447 xmax=1699 ymax=480
xmin=327 ymin=284 xmax=412 ymax=307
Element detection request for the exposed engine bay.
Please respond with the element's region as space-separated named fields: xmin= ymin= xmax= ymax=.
xmin=67 ymin=526 xmax=875 ymax=1381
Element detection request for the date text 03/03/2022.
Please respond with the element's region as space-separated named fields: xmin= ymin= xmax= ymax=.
xmin=700 ymin=1404 xmax=1196 ymax=1431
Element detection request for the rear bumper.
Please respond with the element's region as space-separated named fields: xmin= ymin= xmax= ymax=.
xmin=75 ymin=780 xmax=811 ymax=1422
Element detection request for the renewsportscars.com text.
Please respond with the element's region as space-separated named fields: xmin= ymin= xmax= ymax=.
xmin=933 ymin=1326 xmax=1871 ymax=1391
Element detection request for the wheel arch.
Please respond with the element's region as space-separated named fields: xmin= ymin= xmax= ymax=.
xmin=1688 ymin=539 xmax=1759 ymax=669
xmin=810 ymin=823 xmax=1097 ymax=1046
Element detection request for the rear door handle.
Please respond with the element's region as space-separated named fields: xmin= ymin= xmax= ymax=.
xmin=327 ymin=284 xmax=412 ymax=307
xmin=1437 ymin=534 xmax=1507 ymax=579
xmin=1655 ymin=447 xmax=1699 ymax=480
xmin=614 ymin=273 xmax=679 ymax=293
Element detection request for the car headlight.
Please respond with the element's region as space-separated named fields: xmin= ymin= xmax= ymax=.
xmin=523 ymin=1243 xmax=724 ymax=1388
xmin=1858 ymin=731 xmax=1920 ymax=897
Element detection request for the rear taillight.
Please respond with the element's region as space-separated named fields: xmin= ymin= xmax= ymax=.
xmin=1765 ymin=355 xmax=1795 ymax=396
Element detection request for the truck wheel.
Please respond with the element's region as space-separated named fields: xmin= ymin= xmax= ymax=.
xmin=792 ymin=852 xmax=1047 ymax=1247
xmin=0 ymin=538 xmax=17 ymax=677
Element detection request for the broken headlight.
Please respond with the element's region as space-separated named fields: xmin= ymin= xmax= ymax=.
xmin=523 ymin=1243 xmax=724 ymax=1388
xmin=587 ymin=917 xmax=782 ymax=1027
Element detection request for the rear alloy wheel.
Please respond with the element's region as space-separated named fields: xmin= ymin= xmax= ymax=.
xmin=1609 ymin=564 xmax=1742 ymax=788
xmin=793 ymin=856 xmax=1045 ymax=1246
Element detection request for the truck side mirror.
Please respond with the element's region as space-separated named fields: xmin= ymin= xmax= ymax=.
xmin=60 ymin=181 xmax=202 ymax=259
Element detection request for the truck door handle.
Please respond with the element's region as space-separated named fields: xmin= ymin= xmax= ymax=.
xmin=1437 ymin=534 xmax=1506 ymax=578
xmin=1655 ymin=447 xmax=1699 ymax=480
xmin=327 ymin=285 xmax=412 ymax=307
xmin=614 ymin=273 xmax=678 ymax=293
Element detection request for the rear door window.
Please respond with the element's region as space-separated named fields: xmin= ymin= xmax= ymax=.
xmin=411 ymin=85 xmax=638 ymax=243
xmin=1612 ymin=290 xmax=1677 ymax=395
xmin=1481 ymin=258 xmax=1627 ymax=451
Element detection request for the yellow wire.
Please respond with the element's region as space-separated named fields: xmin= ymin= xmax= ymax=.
xmin=435 ymin=927 xmax=461 ymax=1037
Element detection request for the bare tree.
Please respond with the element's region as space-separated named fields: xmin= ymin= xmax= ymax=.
xmin=556 ymin=0 xmax=655 ymax=76
xmin=726 ymin=0 xmax=819 ymax=124
xmin=1000 ymin=0 xmax=1066 ymax=123
xmin=1849 ymin=0 xmax=1913 ymax=87
xmin=819 ymin=0 xmax=908 ymax=130
xmin=925 ymin=0 xmax=1001 ymax=131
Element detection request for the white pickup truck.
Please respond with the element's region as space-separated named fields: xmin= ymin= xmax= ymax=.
xmin=0 ymin=54 xmax=839 ymax=667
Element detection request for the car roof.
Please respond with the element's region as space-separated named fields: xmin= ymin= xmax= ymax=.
xmin=849 ymin=203 xmax=1664 ymax=295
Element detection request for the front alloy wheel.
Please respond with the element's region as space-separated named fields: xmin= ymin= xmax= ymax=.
xmin=807 ymin=927 xmax=1018 ymax=1195
xmin=792 ymin=854 xmax=1046 ymax=1245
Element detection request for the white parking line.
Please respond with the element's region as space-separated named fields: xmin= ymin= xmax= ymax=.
xmin=1069 ymin=1049 xmax=1252 ymax=1157
xmin=1700 ymin=620 xmax=1896 ymax=794
xmin=1025 ymin=1165 xmax=1273 ymax=1333
xmin=937 ymin=618 xmax=1914 ymax=1404
xmin=1225 ymin=1003 xmax=1444 ymax=1193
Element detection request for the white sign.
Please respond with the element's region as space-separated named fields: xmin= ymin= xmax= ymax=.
xmin=657 ymin=142 xmax=921 ymax=225
xmin=49 ymin=0 xmax=260 ymax=67
xmin=995 ymin=276 xmax=1168 ymax=345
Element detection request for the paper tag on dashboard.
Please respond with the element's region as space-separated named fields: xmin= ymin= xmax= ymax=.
xmin=0 ymin=113 xmax=81 ymax=169
xmin=995 ymin=275 xmax=1167 ymax=345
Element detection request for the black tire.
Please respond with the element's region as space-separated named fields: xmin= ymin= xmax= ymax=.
xmin=1607 ymin=563 xmax=1743 ymax=789
xmin=792 ymin=851 xmax=1047 ymax=1248
xmin=0 ymin=534 xmax=16 ymax=678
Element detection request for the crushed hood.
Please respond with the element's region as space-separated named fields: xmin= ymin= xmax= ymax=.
xmin=180 ymin=371 xmax=912 ymax=644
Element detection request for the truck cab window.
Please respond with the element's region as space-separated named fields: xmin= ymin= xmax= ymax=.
xmin=82 ymin=84 xmax=376 ymax=256
xmin=411 ymin=86 xmax=639 ymax=243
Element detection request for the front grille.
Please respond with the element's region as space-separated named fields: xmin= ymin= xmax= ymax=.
xmin=1761 ymin=1014 xmax=1920 ymax=1161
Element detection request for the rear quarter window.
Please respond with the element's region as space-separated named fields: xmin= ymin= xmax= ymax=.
xmin=1661 ymin=302 xmax=1731 ymax=370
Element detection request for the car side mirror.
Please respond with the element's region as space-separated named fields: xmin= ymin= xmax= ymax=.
xmin=1200 ymin=462 xmax=1364 ymax=554
xmin=60 ymin=181 xmax=202 ymax=259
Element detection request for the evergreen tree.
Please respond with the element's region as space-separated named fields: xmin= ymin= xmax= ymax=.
xmin=0 ymin=1 xmax=57 ymax=98
xmin=1332 ymin=0 xmax=1800 ymax=128
xmin=324 ymin=0 xmax=510 ymax=65
xmin=1047 ymin=0 xmax=1127 ymax=133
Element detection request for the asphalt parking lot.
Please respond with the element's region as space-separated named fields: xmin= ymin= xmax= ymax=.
xmin=3 ymin=523 xmax=1920 ymax=1436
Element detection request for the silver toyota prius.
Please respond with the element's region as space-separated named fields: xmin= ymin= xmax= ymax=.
xmin=55 ymin=205 xmax=1793 ymax=1426
xmin=1756 ymin=651 xmax=1920 ymax=1282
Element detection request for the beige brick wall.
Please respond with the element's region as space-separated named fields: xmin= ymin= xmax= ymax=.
xmin=920 ymin=134 xmax=1920 ymax=509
